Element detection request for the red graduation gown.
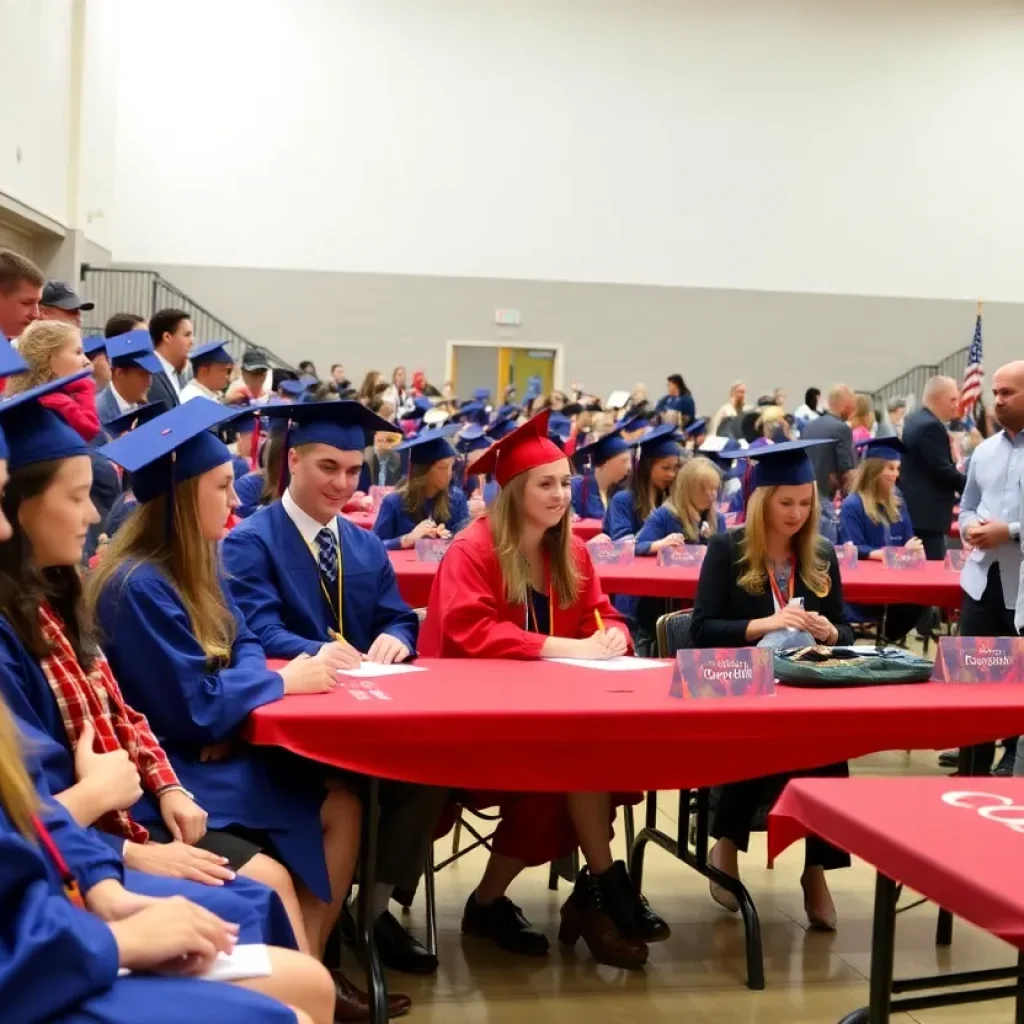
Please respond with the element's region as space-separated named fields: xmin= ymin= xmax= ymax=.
xmin=421 ymin=517 xmax=638 ymax=866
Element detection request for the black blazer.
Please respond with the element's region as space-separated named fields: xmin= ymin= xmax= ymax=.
xmin=147 ymin=368 xmax=180 ymax=411
xmin=690 ymin=528 xmax=854 ymax=649
xmin=899 ymin=408 xmax=966 ymax=533
xmin=363 ymin=448 xmax=404 ymax=488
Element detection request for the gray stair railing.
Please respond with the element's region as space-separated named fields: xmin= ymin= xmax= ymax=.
xmin=870 ymin=345 xmax=970 ymax=413
xmin=78 ymin=266 xmax=294 ymax=371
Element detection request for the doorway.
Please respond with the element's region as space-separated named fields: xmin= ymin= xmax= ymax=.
xmin=447 ymin=341 xmax=564 ymax=403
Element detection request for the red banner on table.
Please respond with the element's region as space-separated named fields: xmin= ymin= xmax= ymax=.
xmin=931 ymin=637 xmax=1024 ymax=683
xmin=882 ymin=546 xmax=926 ymax=570
xmin=670 ymin=648 xmax=775 ymax=700
xmin=657 ymin=545 xmax=706 ymax=568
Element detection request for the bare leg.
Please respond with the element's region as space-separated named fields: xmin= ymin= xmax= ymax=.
xmin=237 ymin=852 xmax=310 ymax=955
xmin=565 ymin=792 xmax=613 ymax=875
xmin=708 ymin=839 xmax=740 ymax=912
xmin=801 ymin=865 xmax=837 ymax=930
xmin=474 ymin=851 xmax=527 ymax=904
xmin=313 ymin=787 xmax=362 ymax=958
xmin=236 ymin=947 xmax=336 ymax=1024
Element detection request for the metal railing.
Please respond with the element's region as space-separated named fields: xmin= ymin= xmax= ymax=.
xmin=78 ymin=266 xmax=295 ymax=370
xmin=869 ymin=345 xmax=970 ymax=413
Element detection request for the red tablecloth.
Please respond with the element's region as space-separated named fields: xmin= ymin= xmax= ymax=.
xmin=343 ymin=511 xmax=376 ymax=530
xmin=387 ymin=550 xmax=963 ymax=609
xmin=769 ymin=776 xmax=1024 ymax=949
xmin=247 ymin=659 xmax=1024 ymax=792
xmin=573 ymin=519 xmax=604 ymax=542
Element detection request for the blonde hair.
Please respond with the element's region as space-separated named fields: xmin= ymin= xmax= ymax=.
xmin=666 ymin=457 xmax=721 ymax=542
xmin=849 ymin=393 xmax=875 ymax=431
xmin=5 ymin=321 xmax=80 ymax=394
xmin=87 ymin=476 xmax=236 ymax=663
xmin=488 ymin=472 xmax=580 ymax=610
xmin=737 ymin=486 xmax=831 ymax=597
xmin=853 ymin=458 xmax=902 ymax=525
xmin=0 ymin=698 xmax=39 ymax=840
xmin=756 ymin=406 xmax=789 ymax=440
xmin=400 ymin=461 xmax=451 ymax=523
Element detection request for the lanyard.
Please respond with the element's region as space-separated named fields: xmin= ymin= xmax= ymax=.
xmin=767 ymin=556 xmax=796 ymax=613
xmin=31 ymin=814 xmax=85 ymax=909
xmin=305 ymin=533 xmax=344 ymax=641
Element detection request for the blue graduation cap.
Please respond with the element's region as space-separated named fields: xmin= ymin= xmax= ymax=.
xmin=488 ymin=415 xmax=519 ymax=441
xmin=574 ymin=427 xmax=631 ymax=467
xmin=393 ymin=424 xmax=459 ymax=465
xmin=684 ymin=418 xmax=708 ymax=438
xmin=106 ymin=330 xmax=162 ymax=373
xmin=259 ymin=399 xmax=395 ymax=454
xmin=0 ymin=332 xmax=27 ymax=377
xmin=279 ymin=378 xmax=312 ymax=398
xmin=454 ymin=402 xmax=489 ymax=426
xmin=100 ymin=397 xmax=251 ymax=503
xmin=102 ymin=400 xmax=168 ymax=438
xmin=856 ymin=436 xmax=906 ymax=462
xmin=0 ymin=371 xmax=93 ymax=469
xmin=83 ymin=334 xmax=107 ymax=358
xmin=496 ymin=403 xmax=521 ymax=421
xmin=635 ymin=424 xmax=682 ymax=461
xmin=548 ymin=413 xmax=572 ymax=443
xmin=456 ymin=424 xmax=493 ymax=455
xmin=472 ymin=388 xmax=491 ymax=404
xmin=402 ymin=396 xmax=434 ymax=422
xmin=747 ymin=438 xmax=836 ymax=490
xmin=189 ymin=340 xmax=235 ymax=367
xmin=523 ymin=377 xmax=543 ymax=403
xmin=614 ymin=413 xmax=649 ymax=434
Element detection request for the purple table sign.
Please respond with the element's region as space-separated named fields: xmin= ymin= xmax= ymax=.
xmin=944 ymin=549 xmax=968 ymax=572
xmin=670 ymin=648 xmax=776 ymax=700
xmin=586 ymin=538 xmax=636 ymax=566
xmin=931 ymin=637 xmax=1024 ymax=683
xmin=414 ymin=538 xmax=452 ymax=563
xmin=882 ymin=546 xmax=926 ymax=570
xmin=657 ymin=545 xmax=706 ymax=568
xmin=835 ymin=543 xmax=859 ymax=570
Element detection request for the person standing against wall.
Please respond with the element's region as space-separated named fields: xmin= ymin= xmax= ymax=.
xmin=0 ymin=249 xmax=43 ymax=341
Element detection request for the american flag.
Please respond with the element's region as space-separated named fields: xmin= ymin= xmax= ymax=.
xmin=958 ymin=313 xmax=983 ymax=416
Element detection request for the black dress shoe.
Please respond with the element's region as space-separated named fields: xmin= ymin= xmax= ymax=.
xmin=374 ymin=910 xmax=439 ymax=975
xmin=331 ymin=970 xmax=411 ymax=1021
xmin=938 ymin=750 xmax=960 ymax=769
xmin=596 ymin=861 xmax=671 ymax=943
xmin=462 ymin=893 xmax=550 ymax=956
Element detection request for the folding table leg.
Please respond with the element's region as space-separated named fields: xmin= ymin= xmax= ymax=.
xmin=867 ymin=872 xmax=897 ymax=1023
xmin=423 ymin=849 xmax=438 ymax=957
xmin=1016 ymin=951 xmax=1024 ymax=1024
xmin=356 ymin=777 xmax=388 ymax=1024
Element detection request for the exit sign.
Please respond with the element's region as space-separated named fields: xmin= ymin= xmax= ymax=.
xmin=495 ymin=308 xmax=521 ymax=326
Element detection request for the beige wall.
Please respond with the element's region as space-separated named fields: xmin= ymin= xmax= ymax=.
xmin=136 ymin=263 xmax=1018 ymax=412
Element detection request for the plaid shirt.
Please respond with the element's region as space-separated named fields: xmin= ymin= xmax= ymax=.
xmin=38 ymin=602 xmax=178 ymax=842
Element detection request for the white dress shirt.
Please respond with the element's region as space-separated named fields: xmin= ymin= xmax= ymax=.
xmin=156 ymin=351 xmax=183 ymax=397
xmin=958 ymin=430 xmax=1024 ymax=611
xmin=180 ymin=378 xmax=220 ymax=404
xmin=111 ymin=384 xmax=137 ymax=416
xmin=282 ymin=488 xmax=339 ymax=553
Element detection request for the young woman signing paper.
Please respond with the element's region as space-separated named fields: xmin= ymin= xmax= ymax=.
xmin=420 ymin=411 xmax=668 ymax=970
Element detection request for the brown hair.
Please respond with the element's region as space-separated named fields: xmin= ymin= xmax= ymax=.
xmin=630 ymin=454 xmax=674 ymax=524
xmin=4 ymin=321 xmax=80 ymax=394
xmin=849 ymin=393 xmax=875 ymax=431
xmin=488 ymin=472 xmax=580 ymax=609
xmin=736 ymin=486 xmax=831 ymax=597
xmin=87 ymin=476 xmax=235 ymax=663
xmin=400 ymin=462 xmax=451 ymax=523
xmin=0 ymin=249 xmax=44 ymax=295
xmin=665 ymin=457 xmax=722 ymax=542
xmin=0 ymin=458 xmax=97 ymax=670
xmin=258 ymin=429 xmax=288 ymax=507
xmin=852 ymin=458 xmax=902 ymax=525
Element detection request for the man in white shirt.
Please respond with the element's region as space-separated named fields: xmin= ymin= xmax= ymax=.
xmin=148 ymin=308 xmax=194 ymax=410
xmin=180 ymin=341 xmax=235 ymax=403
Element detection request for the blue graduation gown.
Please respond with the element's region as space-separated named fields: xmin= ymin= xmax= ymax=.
xmin=231 ymin=455 xmax=251 ymax=481
xmin=94 ymin=561 xmax=330 ymax=901
xmin=635 ymin=505 xmax=727 ymax=553
xmin=839 ymin=492 xmax=915 ymax=557
xmin=603 ymin=489 xmax=642 ymax=540
xmin=373 ymin=488 xmax=470 ymax=551
xmin=222 ymin=500 xmax=419 ymax=658
xmin=570 ymin=473 xmax=609 ymax=520
xmin=234 ymin=470 xmax=265 ymax=519
xmin=0 ymin=800 xmax=293 ymax=1023
xmin=102 ymin=491 xmax=137 ymax=540
xmin=87 ymin=432 xmax=122 ymax=561
xmin=465 ymin=475 xmax=499 ymax=505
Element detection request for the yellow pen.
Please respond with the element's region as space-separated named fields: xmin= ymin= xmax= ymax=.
xmin=328 ymin=628 xmax=344 ymax=644
xmin=594 ymin=610 xmax=605 ymax=634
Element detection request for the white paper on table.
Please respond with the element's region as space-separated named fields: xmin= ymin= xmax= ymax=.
xmin=543 ymin=657 xmax=668 ymax=672
xmin=336 ymin=663 xmax=426 ymax=678
xmin=117 ymin=943 xmax=272 ymax=981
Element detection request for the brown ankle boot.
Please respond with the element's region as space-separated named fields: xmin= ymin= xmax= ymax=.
xmin=558 ymin=867 xmax=649 ymax=970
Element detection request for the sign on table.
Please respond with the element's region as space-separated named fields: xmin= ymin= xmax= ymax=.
xmin=657 ymin=545 xmax=706 ymax=568
xmin=931 ymin=637 xmax=1024 ymax=683
xmin=882 ymin=546 xmax=926 ymax=570
xmin=670 ymin=648 xmax=775 ymax=700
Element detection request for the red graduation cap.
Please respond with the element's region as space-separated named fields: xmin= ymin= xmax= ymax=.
xmin=471 ymin=409 xmax=567 ymax=487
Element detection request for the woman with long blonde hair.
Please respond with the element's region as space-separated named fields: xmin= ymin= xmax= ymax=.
xmin=691 ymin=440 xmax=854 ymax=931
xmin=636 ymin=456 xmax=725 ymax=553
xmin=840 ymin=437 xmax=924 ymax=641
xmin=372 ymin=431 xmax=469 ymax=550
xmin=86 ymin=399 xmax=406 ymax=1015
xmin=420 ymin=411 xmax=667 ymax=971
xmin=848 ymin=392 xmax=876 ymax=443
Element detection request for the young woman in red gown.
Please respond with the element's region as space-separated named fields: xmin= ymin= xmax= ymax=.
xmin=420 ymin=412 xmax=668 ymax=970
